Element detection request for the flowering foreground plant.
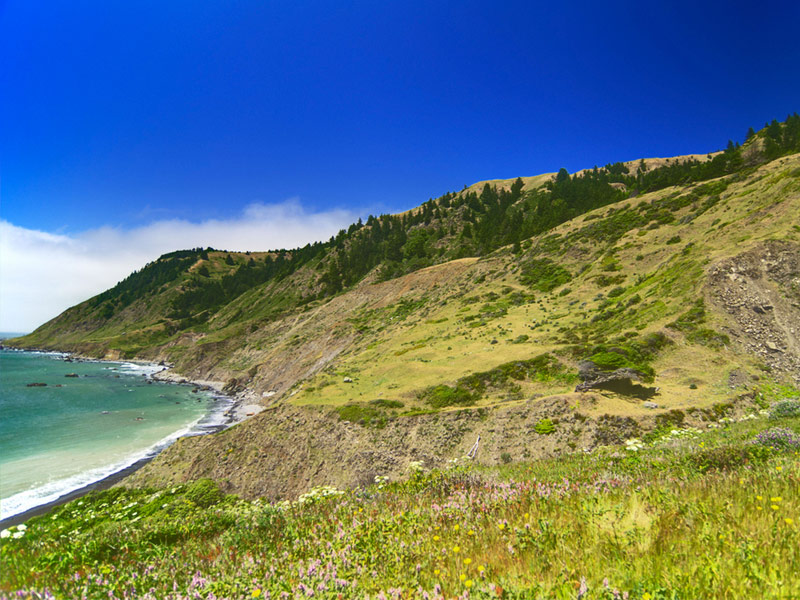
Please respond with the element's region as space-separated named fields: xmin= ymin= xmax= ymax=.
xmin=1 ymin=414 xmax=798 ymax=599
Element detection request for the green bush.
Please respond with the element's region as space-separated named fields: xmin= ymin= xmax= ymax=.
xmin=369 ymin=399 xmax=404 ymax=409
xmin=519 ymin=259 xmax=571 ymax=292
xmin=534 ymin=418 xmax=556 ymax=435
xmin=185 ymin=478 xmax=224 ymax=508
xmin=769 ymin=399 xmax=800 ymax=419
xmin=420 ymin=384 xmax=477 ymax=408
xmin=687 ymin=328 xmax=730 ymax=349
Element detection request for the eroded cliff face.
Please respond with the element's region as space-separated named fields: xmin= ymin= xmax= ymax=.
xmin=707 ymin=240 xmax=800 ymax=383
xmin=121 ymin=391 xmax=759 ymax=502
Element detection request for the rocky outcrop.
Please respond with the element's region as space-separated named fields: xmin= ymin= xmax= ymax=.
xmin=707 ymin=240 xmax=800 ymax=382
xmin=574 ymin=361 xmax=657 ymax=399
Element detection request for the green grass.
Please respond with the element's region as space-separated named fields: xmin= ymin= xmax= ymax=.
xmin=3 ymin=414 xmax=798 ymax=599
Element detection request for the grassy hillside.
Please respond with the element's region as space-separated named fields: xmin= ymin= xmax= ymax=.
xmin=9 ymin=118 xmax=800 ymax=406
xmin=2 ymin=404 xmax=798 ymax=598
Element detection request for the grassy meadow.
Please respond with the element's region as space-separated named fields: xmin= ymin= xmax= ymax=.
xmin=2 ymin=403 xmax=798 ymax=599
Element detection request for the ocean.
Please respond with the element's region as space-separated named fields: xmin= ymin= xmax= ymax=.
xmin=0 ymin=349 xmax=229 ymax=520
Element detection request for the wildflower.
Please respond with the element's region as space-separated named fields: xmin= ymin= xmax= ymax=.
xmin=777 ymin=466 xmax=783 ymax=471
xmin=757 ymin=495 xmax=763 ymax=501
xmin=452 ymin=545 xmax=460 ymax=553
xmin=454 ymin=524 xmax=459 ymax=531
xmin=578 ymin=577 xmax=588 ymax=597
xmin=785 ymin=518 xmax=794 ymax=525
xmin=757 ymin=506 xmax=763 ymax=511
xmin=771 ymin=505 xmax=780 ymax=511
xmin=478 ymin=565 xmax=485 ymax=573
xmin=463 ymin=558 xmax=472 ymax=566
xmin=498 ymin=523 xmax=505 ymax=531
xmin=434 ymin=569 xmax=440 ymax=576
xmin=459 ymin=574 xmax=466 ymax=582
xmin=252 ymin=590 xmax=262 ymax=598
xmin=467 ymin=529 xmax=475 ymax=536
xmin=771 ymin=497 xmax=782 ymax=502
xmin=524 ymin=512 xmax=529 ymax=519
xmin=0 ymin=530 xmax=9 ymax=539
xmin=625 ymin=438 xmax=644 ymax=451
xmin=465 ymin=580 xmax=474 ymax=588
xmin=643 ymin=594 xmax=652 ymax=600
xmin=433 ymin=535 xmax=440 ymax=541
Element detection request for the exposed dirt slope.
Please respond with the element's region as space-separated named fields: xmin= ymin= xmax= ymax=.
xmin=122 ymin=390 xmax=760 ymax=501
xmin=707 ymin=240 xmax=800 ymax=382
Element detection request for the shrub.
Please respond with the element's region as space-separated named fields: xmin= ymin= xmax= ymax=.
xmin=607 ymin=286 xmax=625 ymax=298
xmin=420 ymin=384 xmax=477 ymax=408
xmin=769 ymin=399 xmax=800 ymax=420
xmin=370 ymin=398 xmax=404 ymax=409
xmin=519 ymin=259 xmax=571 ymax=292
xmin=534 ymin=418 xmax=556 ymax=435
xmin=185 ymin=478 xmax=224 ymax=508
xmin=500 ymin=452 xmax=512 ymax=464
xmin=754 ymin=427 xmax=800 ymax=450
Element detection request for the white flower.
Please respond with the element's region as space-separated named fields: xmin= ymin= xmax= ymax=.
xmin=624 ymin=438 xmax=644 ymax=451
xmin=12 ymin=531 xmax=24 ymax=539
xmin=408 ymin=460 xmax=424 ymax=473
xmin=0 ymin=529 xmax=10 ymax=539
xmin=17 ymin=524 xmax=26 ymax=531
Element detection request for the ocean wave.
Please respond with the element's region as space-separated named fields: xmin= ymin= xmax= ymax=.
xmin=0 ymin=394 xmax=233 ymax=521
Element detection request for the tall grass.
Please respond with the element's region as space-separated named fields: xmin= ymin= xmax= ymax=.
xmin=2 ymin=414 xmax=798 ymax=599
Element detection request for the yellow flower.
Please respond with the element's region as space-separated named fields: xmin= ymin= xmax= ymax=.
xmin=468 ymin=529 xmax=475 ymax=536
xmin=454 ymin=524 xmax=460 ymax=531
xmin=643 ymin=594 xmax=652 ymax=600
xmin=433 ymin=535 xmax=440 ymax=541
xmin=756 ymin=495 xmax=763 ymax=501
xmin=776 ymin=466 xmax=783 ymax=471
xmin=524 ymin=512 xmax=529 ymax=519
xmin=478 ymin=565 xmax=485 ymax=572
xmin=358 ymin=507 xmax=363 ymax=513
xmin=771 ymin=497 xmax=782 ymax=503
xmin=771 ymin=505 xmax=780 ymax=511
xmin=452 ymin=545 xmax=460 ymax=553
xmin=785 ymin=518 xmax=795 ymax=526
xmin=465 ymin=579 xmax=474 ymax=588
xmin=459 ymin=573 xmax=466 ymax=582
xmin=739 ymin=478 xmax=744 ymax=485
xmin=464 ymin=558 xmax=472 ymax=565
xmin=498 ymin=523 xmax=505 ymax=531
xmin=757 ymin=506 xmax=763 ymax=511
xmin=434 ymin=568 xmax=440 ymax=576
xmin=252 ymin=590 xmax=262 ymax=598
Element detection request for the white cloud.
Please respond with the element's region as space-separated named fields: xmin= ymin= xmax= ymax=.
xmin=0 ymin=199 xmax=356 ymax=333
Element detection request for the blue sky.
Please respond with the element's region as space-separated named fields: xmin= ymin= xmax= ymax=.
xmin=1 ymin=0 xmax=799 ymax=331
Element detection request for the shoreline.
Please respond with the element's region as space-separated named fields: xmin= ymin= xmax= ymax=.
xmin=0 ymin=348 xmax=262 ymax=528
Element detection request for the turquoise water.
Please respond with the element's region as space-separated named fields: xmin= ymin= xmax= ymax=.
xmin=0 ymin=350 xmax=227 ymax=519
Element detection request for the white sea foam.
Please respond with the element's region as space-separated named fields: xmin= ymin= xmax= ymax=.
xmin=0 ymin=394 xmax=233 ymax=521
